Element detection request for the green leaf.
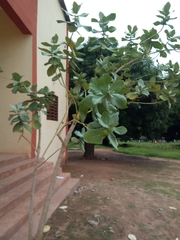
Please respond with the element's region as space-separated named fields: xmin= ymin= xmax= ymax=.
xmin=22 ymin=80 xmax=31 ymax=87
xmin=110 ymin=93 xmax=127 ymax=109
xmin=160 ymin=51 xmax=167 ymax=58
xmin=9 ymin=104 xmax=18 ymax=111
xmin=109 ymin=112 xmax=119 ymax=126
xmin=91 ymin=18 xmax=98 ymax=22
xmin=23 ymin=124 xmax=32 ymax=133
xmin=41 ymin=42 xmax=53 ymax=47
xmin=110 ymin=79 xmax=124 ymax=93
xmin=33 ymin=112 xmax=40 ymax=121
xmin=79 ymin=95 xmax=92 ymax=122
xmin=138 ymin=79 xmax=145 ymax=87
xmin=31 ymin=84 xmax=37 ymax=91
xmin=128 ymin=25 xmax=132 ymax=32
xmin=19 ymin=113 xmax=30 ymax=122
xmin=79 ymin=13 xmax=89 ymax=17
xmin=33 ymin=120 xmax=42 ymax=129
xmin=52 ymin=73 xmax=61 ymax=82
xmin=88 ymin=45 xmax=101 ymax=51
xmin=108 ymin=26 xmax=116 ymax=33
xmin=13 ymin=122 xmax=23 ymax=132
xmin=113 ymin=126 xmax=127 ymax=135
xmin=106 ymin=13 xmax=116 ymax=22
xmin=92 ymin=94 xmax=104 ymax=105
xmin=101 ymin=111 xmax=111 ymax=125
xmin=126 ymin=92 xmax=139 ymax=100
xmin=8 ymin=114 xmax=16 ymax=121
xmin=12 ymin=72 xmax=22 ymax=81
xmin=163 ymin=2 xmax=170 ymax=14
xmin=68 ymin=22 xmax=78 ymax=32
xmin=150 ymin=76 xmax=156 ymax=85
xmin=83 ymin=25 xmax=92 ymax=32
xmin=84 ymin=128 xmax=106 ymax=144
xmin=98 ymin=115 xmax=109 ymax=128
xmin=71 ymin=137 xmax=79 ymax=144
xmin=74 ymin=130 xmax=84 ymax=138
xmin=76 ymin=37 xmax=85 ymax=47
xmin=153 ymin=21 xmax=161 ymax=26
xmin=6 ymin=83 xmax=14 ymax=88
xmin=11 ymin=87 xmax=18 ymax=94
xmin=97 ymin=73 xmax=112 ymax=94
xmin=79 ymin=139 xmax=85 ymax=152
xmin=174 ymin=62 xmax=179 ymax=73
xmin=51 ymin=34 xmax=58 ymax=44
xmin=107 ymin=132 xmax=118 ymax=149
xmin=29 ymin=102 xmax=39 ymax=111
xmin=152 ymin=41 xmax=163 ymax=49
xmin=57 ymin=20 xmax=66 ymax=24
xmin=10 ymin=117 xmax=20 ymax=125
xmin=47 ymin=65 xmax=56 ymax=76
xmin=88 ymin=121 xmax=101 ymax=129
xmin=132 ymin=25 xmax=138 ymax=33
xmin=72 ymin=1 xmax=81 ymax=14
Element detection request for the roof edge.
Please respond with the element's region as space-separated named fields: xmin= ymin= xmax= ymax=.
xmin=59 ymin=0 xmax=70 ymax=22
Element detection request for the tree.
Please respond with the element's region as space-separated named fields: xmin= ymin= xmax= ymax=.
xmin=71 ymin=43 xmax=172 ymax=144
xmin=3 ymin=1 xmax=180 ymax=239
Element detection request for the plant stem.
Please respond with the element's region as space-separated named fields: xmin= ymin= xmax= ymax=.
xmin=28 ymin=128 xmax=41 ymax=240
xmin=35 ymin=121 xmax=77 ymax=240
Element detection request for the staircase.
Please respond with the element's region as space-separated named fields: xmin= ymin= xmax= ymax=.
xmin=0 ymin=153 xmax=79 ymax=240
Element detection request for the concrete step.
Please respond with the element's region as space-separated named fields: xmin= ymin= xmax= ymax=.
xmin=0 ymin=172 xmax=72 ymax=240
xmin=10 ymin=178 xmax=80 ymax=240
xmin=0 ymin=167 xmax=55 ymax=218
xmin=0 ymin=161 xmax=54 ymax=195
xmin=0 ymin=153 xmax=29 ymax=167
xmin=0 ymin=158 xmax=37 ymax=180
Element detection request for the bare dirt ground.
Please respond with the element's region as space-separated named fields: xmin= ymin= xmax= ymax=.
xmin=43 ymin=149 xmax=180 ymax=240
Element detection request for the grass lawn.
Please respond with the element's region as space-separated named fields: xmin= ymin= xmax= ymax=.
xmin=117 ymin=142 xmax=180 ymax=160
xmin=68 ymin=141 xmax=180 ymax=160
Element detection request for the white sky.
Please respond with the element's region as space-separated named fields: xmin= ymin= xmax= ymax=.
xmin=64 ymin=0 xmax=180 ymax=63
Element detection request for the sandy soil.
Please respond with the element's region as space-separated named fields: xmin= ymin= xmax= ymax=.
xmin=43 ymin=149 xmax=180 ymax=240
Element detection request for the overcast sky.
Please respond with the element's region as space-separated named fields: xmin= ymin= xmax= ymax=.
xmin=64 ymin=0 xmax=180 ymax=63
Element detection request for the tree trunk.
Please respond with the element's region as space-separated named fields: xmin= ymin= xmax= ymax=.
xmin=83 ymin=143 xmax=96 ymax=159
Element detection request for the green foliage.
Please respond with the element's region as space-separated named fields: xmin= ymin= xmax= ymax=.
xmin=5 ymin=1 xmax=180 ymax=150
xmin=6 ymin=72 xmax=55 ymax=133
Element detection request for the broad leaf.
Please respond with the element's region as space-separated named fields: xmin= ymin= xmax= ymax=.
xmin=106 ymin=13 xmax=116 ymax=22
xmin=79 ymin=96 xmax=92 ymax=122
xmin=13 ymin=122 xmax=23 ymax=132
xmin=92 ymin=94 xmax=104 ymax=105
xmin=19 ymin=113 xmax=30 ymax=122
xmin=110 ymin=93 xmax=127 ymax=109
xmin=23 ymin=124 xmax=32 ymax=133
xmin=47 ymin=65 xmax=56 ymax=76
xmin=33 ymin=112 xmax=40 ymax=121
xmin=174 ymin=62 xmax=179 ymax=73
xmin=12 ymin=72 xmax=22 ymax=81
xmin=113 ymin=126 xmax=127 ymax=135
xmin=72 ymin=1 xmax=81 ymax=14
xmin=71 ymin=137 xmax=79 ymax=144
xmin=51 ymin=34 xmax=58 ymax=44
xmin=29 ymin=102 xmax=39 ymax=112
xmin=6 ymin=83 xmax=14 ymax=88
xmin=84 ymin=128 xmax=106 ymax=144
xmin=126 ymin=92 xmax=139 ymax=100
xmin=74 ymin=130 xmax=83 ymax=138
xmin=107 ymin=132 xmax=118 ymax=149
xmin=33 ymin=120 xmax=42 ymax=129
